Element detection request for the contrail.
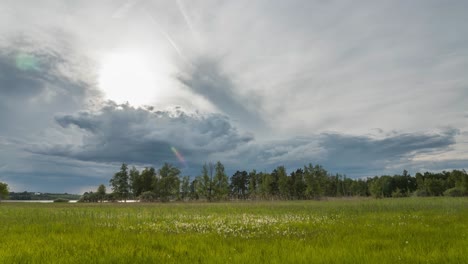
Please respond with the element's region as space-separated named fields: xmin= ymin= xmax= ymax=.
xmin=175 ymin=0 xmax=198 ymax=42
xmin=111 ymin=0 xmax=192 ymax=65
xmin=112 ymin=0 xmax=140 ymax=19
xmin=144 ymin=10 xmax=190 ymax=65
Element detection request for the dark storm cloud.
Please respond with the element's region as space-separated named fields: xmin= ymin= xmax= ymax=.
xmin=0 ymin=158 xmax=115 ymax=193
xmin=0 ymin=53 xmax=45 ymax=98
xmin=316 ymin=129 xmax=460 ymax=176
xmin=177 ymin=56 xmax=265 ymax=130
xmin=321 ymin=129 xmax=457 ymax=159
xmin=30 ymin=102 xmax=253 ymax=168
xmin=215 ymin=128 xmax=462 ymax=177
xmin=17 ymin=96 xmax=467 ymax=187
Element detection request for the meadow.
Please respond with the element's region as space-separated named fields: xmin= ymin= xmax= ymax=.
xmin=0 ymin=197 xmax=467 ymax=263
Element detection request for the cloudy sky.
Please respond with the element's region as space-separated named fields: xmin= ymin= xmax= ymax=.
xmin=1 ymin=0 xmax=467 ymax=193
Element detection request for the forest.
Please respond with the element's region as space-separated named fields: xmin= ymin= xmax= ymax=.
xmin=77 ymin=162 xmax=468 ymax=203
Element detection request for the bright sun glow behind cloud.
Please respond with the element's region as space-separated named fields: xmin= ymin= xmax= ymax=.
xmin=98 ymin=51 xmax=169 ymax=106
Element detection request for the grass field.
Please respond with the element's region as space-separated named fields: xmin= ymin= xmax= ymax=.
xmin=1 ymin=197 xmax=467 ymax=263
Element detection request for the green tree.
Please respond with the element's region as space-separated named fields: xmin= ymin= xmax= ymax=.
xmin=197 ymin=163 xmax=213 ymax=201
xmin=78 ymin=191 xmax=99 ymax=203
xmin=137 ymin=167 xmax=156 ymax=197
xmin=157 ymin=163 xmax=181 ymax=202
xmin=129 ymin=166 xmax=141 ymax=196
xmin=97 ymin=184 xmax=106 ymax=202
xmin=248 ymin=170 xmax=258 ymax=199
xmin=110 ymin=163 xmax=130 ymax=202
xmin=461 ymin=170 xmax=468 ymax=192
xmin=304 ymin=164 xmax=325 ymax=199
xmin=269 ymin=169 xmax=280 ymax=197
xmin=424 ymin=177 xmax=445 ymax=196
xmin=369 ymin=176 xmax=394 ymax=198
xmin=291 ymin=169 xmax=306 ymax=199
xmin=231 ymin=170 xmax=249 ymax=199
xmin=189 ymin=178 xmax=200 ymax=200
xmin=0 ymin=182 xmax=9 ymax=201
xmin=350 ymin=179 xmax=368 ymax=196
xmin=451 ymin=170 xmax=468 ymax=192
xmin=180 ymin=176 xmax=190 ymax=200
xmin=213 ymin=161 xmax=229 ymax=200
xmin=277 ymin=166 xmax=289 ymax=199
xmin=260 ymin=173 xmax=274 ymax=199
xmin=369 ymin=176 xmax=383 ymax=198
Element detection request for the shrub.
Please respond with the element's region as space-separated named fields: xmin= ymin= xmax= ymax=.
xmin=53 ymin=198 xmax=69 ymax=203
xmin=78 ymin=192 xmax=99 ymax=203
xmin=392 ymin=188 xmax=407 ymax=198
xmin=443 ymin=187 xmax=467 ymax=197
xmin=105 ymin=193 xmax=118 ymax=202
xmin=413 ymin=189 xmax=429 ymax=197
xmin=139 ymin=191 xmax=157 ymax=202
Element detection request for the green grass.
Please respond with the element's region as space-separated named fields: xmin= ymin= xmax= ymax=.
xmin=1 ymin=197 xmax=467 ymax=263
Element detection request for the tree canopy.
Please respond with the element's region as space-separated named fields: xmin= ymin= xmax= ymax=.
xmin=0 ymin=182 xmax=9 ymax=201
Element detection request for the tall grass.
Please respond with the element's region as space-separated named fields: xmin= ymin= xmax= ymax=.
xmin=0 ymin=197 xmax=467 ymax=263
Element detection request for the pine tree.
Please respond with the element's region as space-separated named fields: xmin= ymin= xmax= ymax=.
xmin=110 ymin=163 xmax=130 ymax=202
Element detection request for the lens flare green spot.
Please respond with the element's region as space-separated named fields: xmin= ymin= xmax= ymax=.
xmin=15 ymin=53 xmax=40 ymax=71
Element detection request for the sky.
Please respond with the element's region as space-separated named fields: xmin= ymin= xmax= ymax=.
xmin=1 ymin=0 xmax=467 ymax=193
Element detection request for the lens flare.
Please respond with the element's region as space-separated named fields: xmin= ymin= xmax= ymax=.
xmin=171 ymin=147 xmax=186 ymax=167
xmin=15 ymin=53 xmax=39 ymax=71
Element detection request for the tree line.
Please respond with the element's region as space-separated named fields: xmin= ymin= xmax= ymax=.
xmin=79 ymin=162 xmax=468 ymax=202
